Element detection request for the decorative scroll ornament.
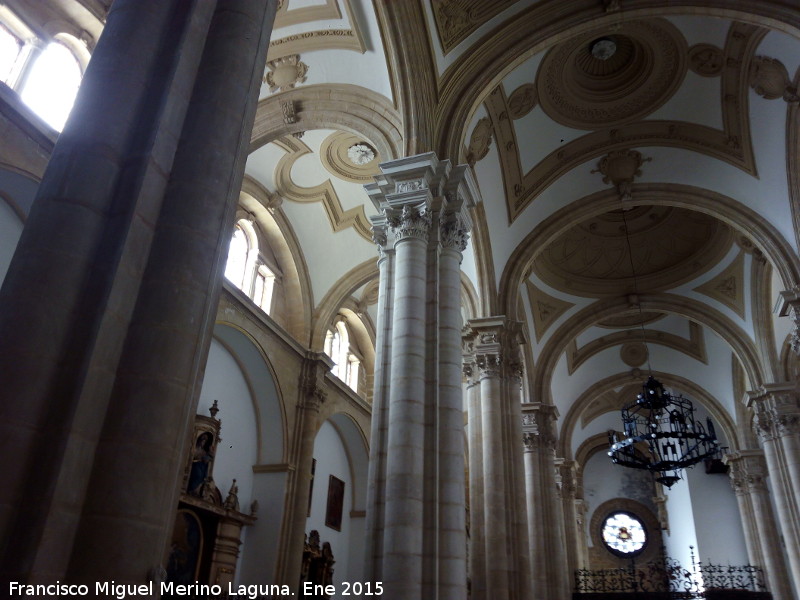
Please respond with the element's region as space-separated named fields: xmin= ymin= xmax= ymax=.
xmin=387 ymin=204 xmax=432 ymax=242
xmin=281 ymin=100 xmax=297 ymax=125
xmin=264 ymin=54 xmax=308 ymax=93
xmin=749 ymin=56 xmax=799 ymax=103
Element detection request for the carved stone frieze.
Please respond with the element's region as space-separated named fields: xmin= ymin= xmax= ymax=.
xmin=281 ymin=100 xmax=297 ymax=125
xmin=387 ymin=203 xmax=432 ymax=242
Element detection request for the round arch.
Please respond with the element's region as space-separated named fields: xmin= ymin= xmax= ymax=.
xmin=499 ymin=185 xmax=800 ymax=320
xmin=532 ymin=293 xmax=765 ymax=407
xmin=250 ymin=84 xmax=403 ymax=160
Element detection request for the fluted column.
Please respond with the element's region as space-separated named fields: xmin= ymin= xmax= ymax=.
xmin=749 ymin=386 xmax=800 ymax=591
xmin=726 ymin=450 xmax=794 ymax=600
xmin=522 ymin=402 xmax=567 ymax=600
xmin=364 ymin=153 xmax=478 ymax=599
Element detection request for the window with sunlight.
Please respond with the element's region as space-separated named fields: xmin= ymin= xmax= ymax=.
xmin=20 ymin=41 xmax=81 ymax=131
xmin=0 ymin=24 xmax=22 ymax=85
xmin=324 ymin=320 xmax=362 ymax=394
xmin=224 ymin=220 xmax=276 ymax=314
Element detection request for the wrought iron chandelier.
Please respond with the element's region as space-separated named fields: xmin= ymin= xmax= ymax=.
xmin=608 ymin=375 xmax=721 ymax=488
xmin=607 ymin=207 xmax=720 ymax=488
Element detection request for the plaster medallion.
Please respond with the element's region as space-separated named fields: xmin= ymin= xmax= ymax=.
xmin=536 ymin=19 xmax=687 ymax=129
xmin=688 ymin=43 xmax=724 ymax=77
xmin=620 ymin=342 xmax=648 ymax=368
xmin=319 ymin=132 xmax=380 ymax=183
xmin=264 ymin=54 xmax=308 ymax=93
xmin=466 ymin=117 xmax=493 ymax=166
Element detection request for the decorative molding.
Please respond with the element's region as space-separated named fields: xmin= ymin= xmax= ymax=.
xmin=387 ymin=203 xmax=433 ymax=243
xmin=620 ymin=342 xmax=648 ymax=368
xmin=485 ymin=22 xmax=763 ymax=223
xmin=272 ymin=135 xmax=373 ymax=241
xmin=693 ymin=250 xmax=746 ymax=318
xmin=536 ymin=20 xmax=688 ymax=129
xmin=268 ymin=0 xmax=365 ymax=60
xmin=525 ymin=279 xmax=574 ymax=342
xmin=431 ymin=0 xmax=516 ymax=54
xmin=319 ymin=131 xmax=380 ymax=184
xmin=591 ymin=149 xmax=651 ymax=201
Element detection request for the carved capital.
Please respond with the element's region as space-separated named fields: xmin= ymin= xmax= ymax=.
xmin=750 ymin=386 xmax=800 ymax=442
xmin=387 ymin=203 xmax=432 ymax=242
xmin=475 ymin=352 xmax=502 ymax=378
xmin=521 ymin=403 xmax=559 ymax=451
xmin=725 ymin=451 xmax=768 ymax=495
xmin=440 ymin=217 xmax=470 ymax=253
xmin=300 ymin=353 xmax=332 ymax=411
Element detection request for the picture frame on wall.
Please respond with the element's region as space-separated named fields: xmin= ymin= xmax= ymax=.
xmin=325 ymin=475 xmax=345 ymax=531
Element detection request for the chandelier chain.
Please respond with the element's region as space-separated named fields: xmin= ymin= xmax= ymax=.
xmin=620 ymin=206 xmax=653 ymax=374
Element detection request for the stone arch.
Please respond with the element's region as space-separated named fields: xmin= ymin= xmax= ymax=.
xmin=250 ymin=84 xmax=403 ymax=160
xmin=499 ymin=184 xmax=800 ymax=320
xmin=533 ymin=293 xmax=765 ymax=407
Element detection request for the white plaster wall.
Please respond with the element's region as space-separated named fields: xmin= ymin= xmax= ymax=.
xmin=0 ymin=168 xmax=38 ymax=286
xmin=198 ymin=338 xmax=259 ymax=509
xmin=307 ymin=420 xmax=355 ymax=596
xmin=663 ymin=478 xmax=699 ymax=570
xmin=686 ymin=465 xmax=748 ymax=565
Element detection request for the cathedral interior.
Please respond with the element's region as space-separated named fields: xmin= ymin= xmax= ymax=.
xmin=1 ymin=1 xmax=800 ymax=599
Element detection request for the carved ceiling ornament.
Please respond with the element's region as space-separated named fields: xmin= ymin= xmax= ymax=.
xmin=465 ymin=117 xmax=493 ymax=167
xmin=264 ymin=54 xmax=308 ymax=93
xmin=524 ymin=279 xmax=574 ymax=342
xmin=536 ymin=19 xmax=688 ymax=130
xmin=432 ymin=0 xmax=516 ymax=54
xmin=749 ymin=56 xmax=800 ymax=103
xmin=532 ymin=206 xmax=734 ymax=298
xmin=688 ymin=43 xmax=724 ymax=77
xmin=507 ymin=83 xmax=538 ymax=120
xmin=620 ymin=342 xmax=648 ymax=368
xmin=591 ymin=149 xmax=651 ymax=201
xmin=268 ymin=0 xmax=366 ymax=60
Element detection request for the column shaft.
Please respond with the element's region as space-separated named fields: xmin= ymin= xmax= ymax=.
xmin=437 ymin=245 xmax=467 ymax=600
xmin=466 ymin=374 xmax=486 ymax=600
xmin=67 ymin=0 xmax=277 ymax=584
xmin=0 ymin=0 xmax=217 ymax=583
xmin=383 ymin=234 xmax=428 ymax=598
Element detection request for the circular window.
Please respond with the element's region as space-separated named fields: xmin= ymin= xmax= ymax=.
xmin=601 ymin=511 xmax=647 ymax=556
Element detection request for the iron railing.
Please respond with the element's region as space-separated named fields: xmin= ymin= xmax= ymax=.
xmin=575 ymin=549 xmax=768 ymax=597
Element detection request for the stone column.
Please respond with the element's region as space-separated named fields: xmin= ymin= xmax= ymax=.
xmin=0 ymin=0 xmax=276 ymax=584
xmin=465 ymin=318 xmax=533 ymax=600
xmin=726 ymin=450 xmax=794 ymax=600
xmin=557 ymin=459 xmax=581 ymax=592
xmin=463 ymin=354 xmax=486 ymax=600
xmin=522 ymin=402 xmax=567 ymax=600
xmin=364 ymin=219 xmax=393 ymax=579
xmin=364 ymin=153 xmax=478 ymax=600
xmin=66 ymin=2 xmax=278 ymax=586
xmin=275 ymin=354 xmax=331 ymax=589
xmin=749 ymin=386 xmax=800 ymax=591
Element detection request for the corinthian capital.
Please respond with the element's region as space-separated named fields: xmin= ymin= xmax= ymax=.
xmin=725 ymin=451 xmax=768 ymax=495
xmin=387 ymin=203 xmax=432 ymax=242
xmin=440 ymin=215 xmax=470 ymax=253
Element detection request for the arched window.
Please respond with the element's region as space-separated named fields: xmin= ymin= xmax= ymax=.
xmin=20 ymin=41 xmax=81 ymax=131
xmin=324 ymin=319 xmax=362 ymax=394
xmin=0 ymin=24 xmax=23 ymax=84
xmin=224 ymin=219 xmax=276 ymax=314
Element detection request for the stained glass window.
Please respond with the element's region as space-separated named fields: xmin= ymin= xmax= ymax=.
xmin=601 ymin=511 xmax=647 ymax=556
